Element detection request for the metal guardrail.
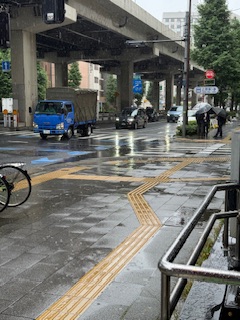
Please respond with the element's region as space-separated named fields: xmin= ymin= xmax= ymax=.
xmin=158 ymin=182 xmax=240 ymax=320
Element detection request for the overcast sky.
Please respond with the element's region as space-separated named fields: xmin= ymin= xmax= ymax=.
xmin=134 ymin=0 xmax=240 ymax=20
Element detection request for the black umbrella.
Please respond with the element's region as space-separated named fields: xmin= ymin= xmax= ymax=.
xmin=212 ymin=107 xmax=227 ymax=118
xmin=195 ymin=103 xmax=213 ymax=115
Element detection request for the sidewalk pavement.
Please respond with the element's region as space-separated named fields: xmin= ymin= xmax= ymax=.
xmin=79 ymin=122 xmax=239 ymax=319
xmin=0 ymin=120 xmax=238 ymax=320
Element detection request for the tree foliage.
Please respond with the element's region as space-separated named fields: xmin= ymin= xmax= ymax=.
xmin=0 ymin=49 xmax=12 ymax=102
xmin=191 ymin=0 xmax=240 ymax=106
xmin=106 ymin=74 xmax=117 ymax=105
xmin=68 ymin=62 xmax=82 ymax=88
xmin=37 ymin=62 xmax=48 ymax=100
xmin=230 ymin=18 xmax=240 ymax=107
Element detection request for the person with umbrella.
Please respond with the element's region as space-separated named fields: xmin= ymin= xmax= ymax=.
xmin=195 ymin=104 xmax=211 ymax=138
xmin=213 ymin=107 xmax=227 ymax=138
xmin=213 ymin=115 xmax=225 ymax=138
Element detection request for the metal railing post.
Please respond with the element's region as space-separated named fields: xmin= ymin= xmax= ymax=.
xmin=161 ymin=273 xmax=171 ymax=320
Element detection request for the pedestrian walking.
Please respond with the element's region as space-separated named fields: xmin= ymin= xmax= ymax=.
xmin=196 ymin=112 xmax=210 ymax=138
xmin=196 ymin=113 xmax=202 ymax=138
xmin=202 ymin=112 xmax=210 ymax=137
xmin=213 ymin=115 xmax=225 ymax=138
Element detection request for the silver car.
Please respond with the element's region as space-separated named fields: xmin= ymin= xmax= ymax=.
xmin=167 ymin=106 xmax=183 ymax=123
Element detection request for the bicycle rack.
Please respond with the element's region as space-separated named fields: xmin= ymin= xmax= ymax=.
xmin=158 ymin=182 xmax=240 ymax=320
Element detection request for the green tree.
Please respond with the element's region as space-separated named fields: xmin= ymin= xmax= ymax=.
xmin=191 ymin=0 xmax=237 ymax=106
xmin=229 ymin=18 xmax=240 ymax=108
xmin=68 ymin=62 xmax=82 ymax=88
xmin=37 ymin=62 xmax=48 ymax=100
xmin=106 ymin=74 xmax=117 ymax=106
xmin=0 ymin=49 xmax=12 ymax=103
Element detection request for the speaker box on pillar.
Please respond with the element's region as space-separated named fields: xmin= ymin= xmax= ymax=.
xmin=0 ymin=12 xmax=10 ymax=48
xmin=42 ymin=0 xmax=65 ymax=24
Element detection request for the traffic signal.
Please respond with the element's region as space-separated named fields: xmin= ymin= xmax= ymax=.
xmin=0 ymin=12 xmax=10 ymax=49
xmin=177 ymin=74 xmax=183 ymax=87
xmin=42 ymin=0 xmax=65 ymax=24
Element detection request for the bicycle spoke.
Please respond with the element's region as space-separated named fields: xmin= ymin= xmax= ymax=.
xmin=0 ymin=175 xmax=10 ymax=212
xmin=0 ymin=165 xmax=31 ymax=207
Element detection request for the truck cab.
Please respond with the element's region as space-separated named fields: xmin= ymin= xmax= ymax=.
xmin=33 ymin=100 xmax=75 ymax=139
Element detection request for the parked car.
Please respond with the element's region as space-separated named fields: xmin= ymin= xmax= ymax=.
xmin=146 ymin=107 xmax=160 ymax=122
xmin=177 ymin=109 xmax=197 ymax=126
xmin=167 ymin=106 xmax=183 ymax=122
xmin=115 ymin=107 xmax=148 ymax=129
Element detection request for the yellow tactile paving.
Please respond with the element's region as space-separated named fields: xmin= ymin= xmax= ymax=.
xmin=36 ymin=155 xmax=231 ymax=319
xmin=30 ymin=167 xmax=89 ymax=186
xmin=37 ymin=225 xmax=159 ymax=320
xmin=61 ymin=174 xmax=144 ymax=182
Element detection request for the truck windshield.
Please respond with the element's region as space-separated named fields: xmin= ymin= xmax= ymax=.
xmin=35 ymin=102 xmax=63 ymax=114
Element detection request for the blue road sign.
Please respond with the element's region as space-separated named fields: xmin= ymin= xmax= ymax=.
xmin=133 ymin=78 xmax=142 ymax=94
xmin=2 ymin=61 xmax=10 ymax=72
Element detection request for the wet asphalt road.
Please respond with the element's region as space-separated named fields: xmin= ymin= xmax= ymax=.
xmin=0 ymin=120 xmax=177 ymax=171
xmin=0 ymin=120 xmax=238 ymax=319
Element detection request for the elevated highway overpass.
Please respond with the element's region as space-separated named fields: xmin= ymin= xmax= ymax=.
xmin=2 ymin=0 xmax=204 ymax=126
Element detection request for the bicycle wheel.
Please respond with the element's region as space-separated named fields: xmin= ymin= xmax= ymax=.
xmin=0 ymin=165 xmax=32 ymax=207
xmin=0 ymin=175 xmax=10 ymax=212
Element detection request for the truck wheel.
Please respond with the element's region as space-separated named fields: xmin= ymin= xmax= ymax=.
xmin=64 ymin=127 xmax=73 ymax=139
xmin=40 ymin=133 xmax=47 ymax=139
xmin=86 ymin=125 xmax=92 ymax=136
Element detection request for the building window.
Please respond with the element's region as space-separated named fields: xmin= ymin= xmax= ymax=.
xmin=94 ymin=77 xmax=98 ymax=84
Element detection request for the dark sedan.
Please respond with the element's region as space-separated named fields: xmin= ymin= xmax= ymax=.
xmin=146 ymin=107 xmax=160 ymax=122
xmin=115 ymin=107 xmax=148 ymax=129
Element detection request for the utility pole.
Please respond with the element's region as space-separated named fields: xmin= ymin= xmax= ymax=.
xmin=182 ymin=0 xmax=192 ymax=137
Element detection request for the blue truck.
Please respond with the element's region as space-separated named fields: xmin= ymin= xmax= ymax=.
xmin=33 ymin=87 xmax=97 ymax=139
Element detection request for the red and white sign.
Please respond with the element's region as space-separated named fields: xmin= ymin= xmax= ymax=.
xmin=205 ymin=69 xmax=215 ymax=79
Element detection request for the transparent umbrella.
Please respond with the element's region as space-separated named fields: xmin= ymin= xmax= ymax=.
xmin=195 ymin=103 xmax=213 ymax=115
xmin=192 ymin=102 xmax=212 ymax=113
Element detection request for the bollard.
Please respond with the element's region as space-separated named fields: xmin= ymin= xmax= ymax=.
xmin=7 ymin=114 xmax=11 ymax=127
xmin=13 ymin=110 xmax=18 ymax=128
xmin=3 ymin=114 xmax=7 ymax=127
xmin=3 ymin=109 xmax=8 ymax=127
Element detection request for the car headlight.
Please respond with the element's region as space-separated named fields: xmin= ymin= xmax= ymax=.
xmin=167 ymin=113 xmax=170 ymax=117
xmin=115 ymin=117 xmax=120 ymax=121
xmin=127 ymin=117 xmax=134 ymax=122
xmin=33 ymin=122 xmax=38 ymax=129
xmin=56 ymin=122 xmax=64 ymax=129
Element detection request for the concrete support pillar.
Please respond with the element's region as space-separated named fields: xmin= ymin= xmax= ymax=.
xmin=176 ymin=84 xmax=182 ymax=106
xmin=11 ymin=30 xmax=38 ymax=127
xmin=165 ymin=74 xmax=174 ymax=110
xmin=118 ymin=61 xmax=134 ymax=110
xmin=191 ymin=90 xmax=197 ymax=107
xmin=152 ymin=82 xmax=160 ymax=109
xmin=230 ymin=131 xmax=240 ymax=238
xmin=55 ymin=62 xmax=68 ymax=87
